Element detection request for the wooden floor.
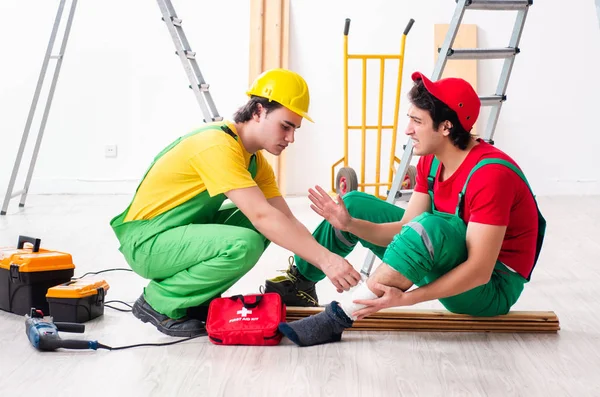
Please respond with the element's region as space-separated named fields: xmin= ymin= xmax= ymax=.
xmin=1 ymin=194 xmax=599 ymax=396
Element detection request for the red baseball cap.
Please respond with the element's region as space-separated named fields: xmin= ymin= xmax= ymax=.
xmin=411 ymin=71 xmax=480 ymax=131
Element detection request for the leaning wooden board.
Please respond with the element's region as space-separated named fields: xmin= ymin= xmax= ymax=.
xmin=286 ymin=307 xmax=560 ymax=333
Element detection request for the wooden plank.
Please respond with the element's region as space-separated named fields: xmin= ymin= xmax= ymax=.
xmin=286 ymin=306 xmax=560 ymax=333
xmin=288 ymin=307 xmax=559 ymax=322
xmin=287 ymin=318 xmax=558 ymax=329
xmin=346 ymin=327 xmax=557 ymax=334
xmin=249 ymin=0 xmax=264 ymax=88
xmin=263 ymin=0 xmax=283 ymax=74
xmin=286 ymin=317 xmax=559 ymax=327
xmin=248 ymin=0 xmax=290 ymax=196
xmin=346 ymin=323 xmax=560 ymax=331
xmin=434 ymin=24 xmax=478 ymax=136
xmin=277 ymin=0 xmax=290 ymax=195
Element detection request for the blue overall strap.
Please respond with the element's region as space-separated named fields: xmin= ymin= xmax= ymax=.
xmin=427 ymin=157 xmax=440 ymax=211
xmin=457 ymin=158 xmax=547 ymax=278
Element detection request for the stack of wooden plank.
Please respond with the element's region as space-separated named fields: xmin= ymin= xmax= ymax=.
xmin=286 ymin=307 xmax=560 ymax=333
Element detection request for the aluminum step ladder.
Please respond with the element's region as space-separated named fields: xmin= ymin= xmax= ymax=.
xmin=2 ymin=0 xmax=222 ymax=215
xmin=156 ymin=0 xmax=222 ymax=123
xmin=360 ymin=0 xmax=533 ymax=276
xmin=1 ymin=0 xmax=77 ymax=216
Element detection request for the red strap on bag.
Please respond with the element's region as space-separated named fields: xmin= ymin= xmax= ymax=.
xmin=206 ymin=292 xmax=286 ymax=346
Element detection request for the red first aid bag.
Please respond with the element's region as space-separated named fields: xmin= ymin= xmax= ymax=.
xmin=206 ymin=292 xmax=286 ymax=346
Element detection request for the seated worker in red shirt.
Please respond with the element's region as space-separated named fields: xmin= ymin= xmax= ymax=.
xmin=269 ymin=71 xmax=546 ymax=347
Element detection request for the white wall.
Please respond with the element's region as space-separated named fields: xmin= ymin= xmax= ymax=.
xmin=1 ymin=0 xmax=599 ymax=202
xmin=286 ymin=0 xmax=600 ymax=197
xmin=0 ymin=0 xmax=250 ymax=196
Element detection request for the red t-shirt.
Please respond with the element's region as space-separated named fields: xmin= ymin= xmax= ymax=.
xmin=414 ymin=141 xmax=538 ymax=279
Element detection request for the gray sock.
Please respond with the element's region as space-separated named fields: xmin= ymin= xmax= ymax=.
xmin=278 ymin=301 xmax=353 ymax=347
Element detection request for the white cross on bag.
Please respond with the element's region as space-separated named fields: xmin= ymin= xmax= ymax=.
xmin=237 ymin=307 xmax=252 ymax=317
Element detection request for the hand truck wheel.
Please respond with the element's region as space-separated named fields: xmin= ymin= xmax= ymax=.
xmin=335 ymin=167 xmax=358 ymax=197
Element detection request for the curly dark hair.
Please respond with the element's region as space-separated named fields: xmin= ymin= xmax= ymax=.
xmin=233 ymin=96 xmax=283 ymax=123
xmin=408 ymin=78 xmax=472 ymax=150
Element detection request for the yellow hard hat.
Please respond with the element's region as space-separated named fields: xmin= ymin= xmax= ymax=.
xmin=246 ymin=68 xmax=313 ymax=122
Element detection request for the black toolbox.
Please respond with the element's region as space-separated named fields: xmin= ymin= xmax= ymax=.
xmin=46 ymin=278 xmax=110 ymax=323
xmin=0 ymin=236 xmax=75 ymax=316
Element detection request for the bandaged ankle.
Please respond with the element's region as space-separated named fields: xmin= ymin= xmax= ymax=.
xmin=341 ymin=281 xmax=379 ymax=320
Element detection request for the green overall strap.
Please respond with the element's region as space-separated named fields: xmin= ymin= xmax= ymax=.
xmin=221 ymin=124 xmax=257 ymax=176
xmin=457 ymin=158 xmax=532 ymax=216
xmin=427 ymin=157 xmax=440 ymax=212
xmin=457 ymin=158 xmax=547 ymax=277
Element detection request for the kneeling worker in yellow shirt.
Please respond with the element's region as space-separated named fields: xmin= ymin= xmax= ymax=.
xmin=110 ymin=69 xmax=361 ymax=337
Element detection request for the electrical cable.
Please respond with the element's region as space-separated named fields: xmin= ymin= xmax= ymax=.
xmin=71 ymin=268 xmax=133 ymax=279
xmin=96 ymin=335 xmax=204 ymax=351
xmin=104 ymin=300 xmax=133 ymax=312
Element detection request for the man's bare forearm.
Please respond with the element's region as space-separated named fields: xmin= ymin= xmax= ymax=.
xmin=408 ymin=260 xmax=489 ymax=304
xmin=253 ymin=209 xmax=330 ymax=270
xmin=346 ymin=218 xmax=404 ymax=247
xmin=291 ymin=217 xmax=314 ymax=237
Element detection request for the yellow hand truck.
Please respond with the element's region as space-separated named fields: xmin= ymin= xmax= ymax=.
xmin=331 ymin=18 xmax=416 ymax=200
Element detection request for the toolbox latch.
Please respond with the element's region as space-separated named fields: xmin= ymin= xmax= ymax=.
xmin=96 ymin=287 xmax=105 ymax=305
xmin=9 ymin=263 xmax=20 ymax=282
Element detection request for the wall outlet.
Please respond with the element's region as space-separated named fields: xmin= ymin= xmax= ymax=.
xmin=105 ymin=144 xmax=118 ymax=158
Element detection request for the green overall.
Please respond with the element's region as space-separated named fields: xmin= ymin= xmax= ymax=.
xmin=295 ymin=158 xmax=546 ymax=316
xmin=110 ymin=124 xmax=269 ymax=319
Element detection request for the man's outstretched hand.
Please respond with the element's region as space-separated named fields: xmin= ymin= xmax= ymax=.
xmin=308 ymin=185 xmax=352 ymax=231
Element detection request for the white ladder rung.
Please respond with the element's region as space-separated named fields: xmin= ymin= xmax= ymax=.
xmin=466 ymin=0 xmax=532 ymax=11
xmin=445 ymin=47 xmax=519 ymax=60
xmin=189 ymin=83 xmax=210 ymax=92
xmin=175 ymin=50 xmax=196 ymax=60
xmin=10 ymin=189 xmax=26 ymax=199
xmin=479 ymin=95 xmax=506 ymax=106
xmin=157 ymin=0 xmax=222 ymax=125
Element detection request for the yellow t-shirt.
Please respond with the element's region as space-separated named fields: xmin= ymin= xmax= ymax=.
xmin=124 ymin=121 xmax=281 ymax=222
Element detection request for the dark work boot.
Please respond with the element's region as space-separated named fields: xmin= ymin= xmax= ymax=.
xmin=186 ymin=295 xmax=221 ymax=322
xmin=186 ymin=305 xmax=210 ymax=322
xmin=263 ymin=257 xmax=319 ymax=307
xmin=132 ymin=295 xmax=207 ymax=338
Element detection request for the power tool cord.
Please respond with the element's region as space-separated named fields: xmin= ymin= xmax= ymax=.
xmin=72 ymin=268 xmax=137 ymax=312
xmin=68 ymin=268 xmax=205 ymax=349
xmin=104 ymin=300 xmax=133 ymax=312
xmin=96 ymin=335 xmax=203 ymax=351
xmin=71 ymin=268 xmax=133 ymax=279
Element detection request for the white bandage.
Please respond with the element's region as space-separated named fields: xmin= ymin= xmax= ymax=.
xmin=341 ymin=281 xmax=379 ymax=320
